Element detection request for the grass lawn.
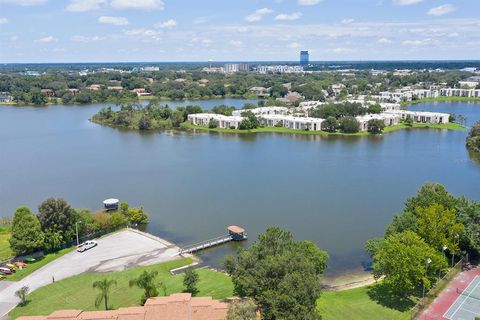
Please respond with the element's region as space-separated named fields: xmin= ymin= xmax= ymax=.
xmin=317 ymin=285 xmax=411 ymax=320
xmin=7 ymin=248 xmax=73 ymax=281
xmin=408 ymin=97 xmax=480 ymax=105
xmin=384 ymin=122 xmax=465 ymax=133
xmin=0 ymin=225 xmax=13 ymax=261
xmin=10 ymin=258 xmax=234 ymax=318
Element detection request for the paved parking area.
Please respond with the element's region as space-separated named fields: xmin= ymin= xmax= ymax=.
xmin=0 ymin=229 xmax=180 ymax=318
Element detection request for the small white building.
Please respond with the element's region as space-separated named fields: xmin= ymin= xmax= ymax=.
xmin=187 ymin=113 xmax=244 ymax=129
xmin=386 ymin=110 xmax=450 ymax=124
xmin=440 ymin=88 xmax=480 ymax=98
xmin=379 ymin=103 xmax=401 ymax=111
xmin=259 ymin=115 xmax=324 ymax=131
xmin=355 ymin=113 xmax=401 ymax=131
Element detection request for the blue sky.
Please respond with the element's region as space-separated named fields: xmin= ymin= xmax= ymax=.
xmin=0 ymin=0 xmax=479 ymax=63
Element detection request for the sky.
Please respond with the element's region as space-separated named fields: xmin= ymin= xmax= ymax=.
xmin=0 ymin=0 xmax=479 ymax=63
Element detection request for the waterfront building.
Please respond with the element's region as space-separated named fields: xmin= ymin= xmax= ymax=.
xmin=458 ymin=81 xmax=479 ymax=88
xmin=232 ymin=106 xmax=289 ymax=117
xmin=187 ymin=113 xmax=244 ymax=129
xmin=386 ymin=110 xmax=450 ymax=124
xmin=379 ymin=103 xmax=401 ymax=111
xmin=259 ymin=115 xmax=324 ymax=131
xmin=17 ymin=293 xmax=228 ymax=320
xmin=300 ymin=50 xmax=309 ymax=66
xmin=0 ymin=92 xmax=13 ymax=102
xmin=440 ymin=88 xmax=480 ymax=98
xmin=356 ymin=113 xmax=401 ymax=131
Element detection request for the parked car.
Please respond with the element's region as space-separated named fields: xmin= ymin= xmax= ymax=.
xmin=77 ymin=240 xmax=98 ymax=252
xmin=0 ymin=268 xmax=13 ymax=275
xmin=24 ymin=257 xmax=36 ymax=263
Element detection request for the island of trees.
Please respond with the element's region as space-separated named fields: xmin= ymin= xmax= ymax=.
xmin=466 ymin=121 xmax=480 ymax=153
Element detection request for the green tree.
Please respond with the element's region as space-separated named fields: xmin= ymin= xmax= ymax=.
xmin=404 ymin=183 xmax=458 ymax=214
xmin=372 ymin=231 xmax=447 ymax=297
xmin=404 ymin=116 xmax=414 ymax=127
xmin=183 ymin=269 xmax=199 ymax=296
xmin=129 ymin=270 xmax=160 ymax=305
xmin=339 ymin=116 xmax=360 ymax=133
xmin=9 ymin=206 xmax=45 ymax=255
xmin=367 ymin=104 xmax=382 ymax=114
xmin=126 ymin=207 xmax=149 ymax=225
xmin=321 ymin=116 xmax=338 ymax=132
xmin=208 ymin=118 xmax=219 ymax=129
xmin=466 ymin=121 xmax=480 ymax=153
xmin=38 ymin=198 xmax=77 ymax=247
xmin=138 ymin=114 xmax=152 ymax=130
xmin=93 ymin=279 xmax=117 ymax=310
xmin=212 ymin=105 xmax=235 ymax=116
xmin=415 ymin=204 xmax=464 ymax=253
xmin=15 ymin=286 xmax=29 ymax=306
xmin=170 ymin=110 xmax=185 ymax=128
xmin=367 ymin=119 xmax=385 ymax=134
xmin=224 ymin=227 xmax=328 ymax=320
xmin=227 ymin=299 xmax=257 ymax=320
xmin=238 ymin=111 xmax=260 ymax=130
xmin=108 ymin=212 xmax=127 ymax=228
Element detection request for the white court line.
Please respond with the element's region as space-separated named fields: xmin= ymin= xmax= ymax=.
xmin=444 ymin=276 xmax=480 ymax=320
xmin=459 ymin=307 xmax=480 ymax=316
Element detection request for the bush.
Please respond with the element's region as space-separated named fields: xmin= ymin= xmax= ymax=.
xmin=322 ymin=116 xmax=338 ymax=132
xmin=183 ymin=269 xmax=199 ymax=296
xmin=208 ymin=119 xmax=219 ymax=129
xmin=339 ymin=116 xmax=360 ymax=133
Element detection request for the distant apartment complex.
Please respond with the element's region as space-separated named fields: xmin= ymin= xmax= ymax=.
xmin=202 ymin=63 xmax=249 ymax=74
xmin=300 ymin=51 xmax=309 ymax=66
xmin=256 ymin=65 xmax=304 ymax=74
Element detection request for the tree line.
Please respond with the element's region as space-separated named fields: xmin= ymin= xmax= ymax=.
xmin=466 ymin=121 xmax=480 ymax=153
xmin=9 ymin=198 xmax=148 ymax=256
xmin=365 ymin=183 xmax=480 ymax=302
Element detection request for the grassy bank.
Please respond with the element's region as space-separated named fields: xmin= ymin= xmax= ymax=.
xmin=317 ymin=285 xmax=411 ymax=320
xmin=184 ymin=122 xmax=465 ymax=136
xmin=10 ymin=258 xmax=234 ymax=318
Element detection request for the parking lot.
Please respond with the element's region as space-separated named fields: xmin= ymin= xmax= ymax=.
xmin=0 ymin=229 xmax=180 ymax=318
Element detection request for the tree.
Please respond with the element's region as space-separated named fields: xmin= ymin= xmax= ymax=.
xmin=466 ymin=121 xmax=480 ymax=153
xmin=126 ymin=207 xmax=149 ymax=225
xmin=238 ymin=111 xmax=260 ymax=130
xmin=38 ymin=198 xmax=77 ymax=248
xmin=367 ymin=119 xmax=385 ymax=134
xmin=367 ymin=104 xmax=382 ymax=114
xmin=170 ymin=110 xmax=185 ymax=128
xmin=224 ymin=227 xmax=328 ymax=320
xmin=129 ymin=270 xmax=160 ymax=305
xmin=183 ymin=269 xmax=199 ymax=296
xmin=212 ymin=105 xmax=235 ymax=116
xmin=138 ymin=114 xmax=152 ymax=130
xmin=93 ymin=279 xmax=117 ymax=310
xmin=9 ymin=206 xmax=45 ymax=255
xmin=321 ymin=116 xmax=338 ymax=132
xmin=227 ymin=299 xmax=257 ymax=320
xmin=15 ymin=286 xmax=29 ymax=306
xmin=339 ymin=116 xmax=360 ymax=133
xmin=404 ymin=183 xmax=458 ymax=214
xmin=208 ymin=118 xmax=219 ymax=129
xmin=415 ymin=204 xmax=464 ymax=253
xmin=372 ymin=231 xmax=447 ymax=297
xmin=404 ymin=116 xmax=414 ymax=127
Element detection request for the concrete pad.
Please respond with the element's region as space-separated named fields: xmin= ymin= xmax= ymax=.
xmin=0 ymin=229 xmax=180 ymax=318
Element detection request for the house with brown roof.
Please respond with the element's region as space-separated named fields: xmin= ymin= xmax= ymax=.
xmin=16 ymin=293 xmax=228 ymax=320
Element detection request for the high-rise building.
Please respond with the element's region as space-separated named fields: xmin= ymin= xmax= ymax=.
xmin=300 ymin=51 xmax=309 ymax=66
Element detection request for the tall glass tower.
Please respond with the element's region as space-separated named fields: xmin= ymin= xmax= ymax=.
xmin=300 ymin=51 xmax=309 ymax=66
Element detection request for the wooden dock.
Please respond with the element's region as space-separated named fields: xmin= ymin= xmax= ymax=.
xmin=179 ymin=226 xmax=248 ymax=255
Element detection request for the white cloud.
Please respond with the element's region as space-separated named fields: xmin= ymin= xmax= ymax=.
xmin=237 ymin=26 xmax=249 ymax=33
xmin=66 ymin=0 xmax=106 ymax=12
xmin=332 ymin=47 xmax=352 ymax=53
xmin=393 ymin=0 xmax=423 ymax=5
xmin=35 ymin=35 xmax=58 ymax=43
xmin=228 ymin=40 xmax=243 ymax=47
xmin=288 ymin=42 xmax=302 ymax=48
xmin=0 ymin=17 xmax=8 ymax=24
xmin=0 ymin=0 xmax=46 ymax=6
xmin=341 ymin=19 xmax=354 ymax=24
xmin=124 ymin=28 xmax=162 ymax=41
xmin=377 ymin=37 xmax=392 ymax=44
xmin=70 ymin=35 xmax=103 ymax=42
xmin=427 ymin=4 xmax=456 ymax=17
xmin=275 ymin=12 xmax=302 ymax=21
xmin=245 ymin=8 xmax=273 ymax=22
xmin=110 ymin=0 xmax=164 ymax=10
xmin=298 ymin=0 xmax=322 ymax=5
xmin=402 ymin=38 xmax=439 ymax=46
xmin=193 ymin=17 xmax=208 ymax=25
xmin=98 ymin=16 xmax=128 ymax=25
xmin=155 ymin=19 xmax=176 ymax=29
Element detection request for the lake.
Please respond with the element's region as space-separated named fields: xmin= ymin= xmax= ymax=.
xmin=0 ymin=100 xmax=479 ymax=277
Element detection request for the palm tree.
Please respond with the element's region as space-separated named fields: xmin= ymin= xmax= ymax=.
xmin=129 ymin=270 xmax=161 ymax=304
xmin=15 ymin=286 xmax=30 ymax=306
xmin=92 ymin=279 xmax=117 ymax=310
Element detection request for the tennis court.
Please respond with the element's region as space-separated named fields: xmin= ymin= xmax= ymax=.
xmin=443 ymin=276 xmax=480 ymax=320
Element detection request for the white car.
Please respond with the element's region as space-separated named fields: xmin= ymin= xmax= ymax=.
xmin=77 ymin=240 xmax=98 ymax=252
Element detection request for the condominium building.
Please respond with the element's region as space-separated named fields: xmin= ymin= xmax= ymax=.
xmin=232 ymin=106 xmax=289 ymax=117
xmin=300 ymin=51 xmax=309 ymax=66
xmin=259 ymin=115 xmax=324 ymax=131
xmin=440 ymin=88 xmax=480 ymax=98
xmin=224 ymin=63 xmax=249 ymax=73
xmin=187 ymin=113 xmax=244 ymax=129
xmin=386 ymin=110 xmax=450 ymax=124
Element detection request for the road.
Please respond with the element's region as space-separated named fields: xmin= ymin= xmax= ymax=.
xmin=0 ymin=229 xmax=180 ymax=318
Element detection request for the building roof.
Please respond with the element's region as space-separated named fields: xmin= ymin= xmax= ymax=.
xmin=228 ymin=225 xmax=245 ymax=234
xmin=17 ymin=294 xmax=228 ymax=320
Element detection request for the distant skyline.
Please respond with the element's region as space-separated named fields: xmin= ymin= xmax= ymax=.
xmin=1 ymin=0 xmax=480 ymax=63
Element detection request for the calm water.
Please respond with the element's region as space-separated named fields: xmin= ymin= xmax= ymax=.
xmin=0 ymin=101 xmax=479 ymax=277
